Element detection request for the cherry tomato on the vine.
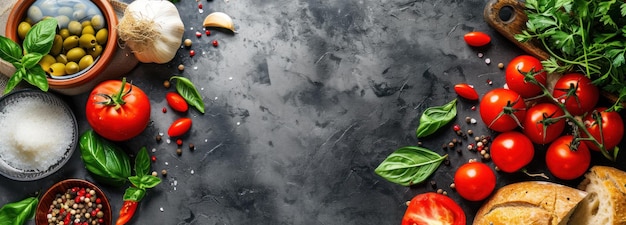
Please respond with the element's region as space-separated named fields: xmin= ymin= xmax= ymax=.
xmin=454 ymin=162 xmax=496 ymax=201
xmin=582 ymin=107 xmax=624 ymax=151
xmin=546 ymin=135 xmax=591 ymax=180
xmin=490 ymin=131 xmax=534 ymax=173
xmin=401 ymin=193 xmax=466 ymax=225
xmin=168 ymin=118 xmax=192 ymax=137
xmin=454 ymin=83 xmax=479 ymax=100
xmin=463 ymin=31 xmax=491 ymax=47
xmin=523 ymin=103 xmax=565 ymax=144
xmin=505 ymin=55 xmax=547 ymax=98
xmin=86 ymin=78 xmax=151 ymax=141
xmin=166 ymin=92 xmax=189 ymax=112
xmin=479 ymin=88 xmax=527 ymax=132
xmin=552 ymin=73 xmax=599 ymax=116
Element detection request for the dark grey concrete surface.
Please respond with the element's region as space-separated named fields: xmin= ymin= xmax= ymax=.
xmin=1 ymin=0 xmax=625 ymax=224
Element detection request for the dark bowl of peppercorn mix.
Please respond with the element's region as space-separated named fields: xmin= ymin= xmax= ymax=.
xmin=36 ymin=179 xmax=111 ymax=225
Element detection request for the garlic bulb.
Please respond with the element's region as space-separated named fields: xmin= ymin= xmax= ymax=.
xmin=117 ymin=0 xmax=184 ymax=64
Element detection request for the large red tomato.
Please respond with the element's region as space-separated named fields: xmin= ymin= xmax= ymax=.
xmin=552 ymin=73 xmax=599 ymax=116
xmin=86 ymin=78 xmax=151 ymax=141
xmin=523 ymin=103 xmax=566 ymax=144
xmin=505 ymin=55 xmax=547 ymax=98
xmin=582 ymin=107 xmax=625 ymax=151
xmin=490 ymin=131 xmax=534 ymax=173
xmin=546 ymin=136 xmax=591 ymax=180
xmin=401 ymin=192 xmax=466 ymax=225
xmin=479 ymin=88 xmax=527 ymax=132
xmin=454 ymin=162 xmax=496 ymax=201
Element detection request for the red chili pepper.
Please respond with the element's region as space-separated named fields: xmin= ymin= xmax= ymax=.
xmin=116 ymin=200 xmax=138 ymax=225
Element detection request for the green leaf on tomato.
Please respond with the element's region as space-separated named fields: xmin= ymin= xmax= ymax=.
xmin=0 ymin=196 xmax=38 ymax=225
xmin=170 ymin=76 xmax=205 ymax=114
xmin=416 ymin=99 xmax=457 ymax=138
xmin=79 ymin=130 xmax=132 ymax=187
xmin=375 ymin=146 xmax=447 ymax=186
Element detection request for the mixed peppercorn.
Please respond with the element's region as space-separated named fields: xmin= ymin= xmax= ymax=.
xmin=46 ymin=186 xmax=105 ymax=225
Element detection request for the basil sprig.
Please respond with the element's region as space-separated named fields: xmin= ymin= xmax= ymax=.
xmin=0 ymin=18 xmax=57 ymax=94
xmin=125 ymin=147 xmax=161 ymax=202
xmin=0 ymin=196 xmax=38 ymax=225
xmin=79 ymin=130 xmax=132 ymax=187
xmin=375 ymin=146 xmax=447 ymax=186
xmin=416 ymin=99 xmax=457 ymax=138
xmin=170 ymin=76 xmax=205 ymax=113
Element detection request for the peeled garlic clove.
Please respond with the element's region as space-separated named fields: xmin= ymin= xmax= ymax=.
xmin=203 ymin=12 xmax=236 ymax=33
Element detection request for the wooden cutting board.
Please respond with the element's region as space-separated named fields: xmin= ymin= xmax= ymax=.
xmin=482 ymin=0 xmax=623 ymax=105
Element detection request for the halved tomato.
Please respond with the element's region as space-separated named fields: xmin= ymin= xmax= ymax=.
xmin=402 ymin=192 xmax=466 ymax=225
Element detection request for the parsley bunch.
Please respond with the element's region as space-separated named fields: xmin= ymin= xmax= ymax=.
xmin=515 ymin=0 xmax=626 ymax=111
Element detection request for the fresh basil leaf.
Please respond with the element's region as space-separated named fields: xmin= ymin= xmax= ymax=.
xmin=375 ymin=146 xmax=447 ymax=186
xmin=0 ymin=36 xmax=22 ymax=63
xmin=138 ymin=175 xmax=161 ymax=189
xmin=123 ymin=186 xmax=146 ymax=202
xmin=128 ymin=176 xmax=141 ymax=187
xmin=23 ymin=18 xmax=57 ymax=55
xmin=170 ymin=76 xmax=205 ymax=113
xmin=3 ymin=66 xmax=24 ymax=94
xmin=21 ymin=53 xmax=42 ymax=69
xmin=134 ymin=147 xmax=150 ymax=176
xmin=79 ymin=130 xmax=132 ymax=187
xmin=24 ymin=65 xmax=48 ymax=92
xmin=416 ymin=99 xmax=457 ymax=138
xmin=0 ymin=196 xmax=38 ymax=225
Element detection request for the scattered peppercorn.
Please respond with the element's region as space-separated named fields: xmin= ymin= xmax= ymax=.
xmin=448 ymin=142 xmax=455 ymax=148
xmin=151 ymin=156 xmax=157 ymax=162
xmin=471 ymin=106 xmax=477 ymax=111
xmin=189 ymin=143 xmax=195 ymax=151
xmin=151 ymin=171 xmax=158 ymax=176
xmin=430 ymin=180 xmax=437 ymax=189
xmin=417 ymin=141 xmax=423 ymax=146
xmin=47 ymin=187 xmax=104 ymax=225
xmin=176 ymin=139 xmax=183 ymax=146
xmin=212 ymin=40 xmax=219 ymax=47
xmin=436 ymin=189 xmax=444 ymax=194
xmin=443 ymin=159 xmax=450 ymax=166
xmin=183 ymin=39 xmax=192 ymax=47
xmin=498 ymin=62 xmax=504 ymax=69
xmin=177 ymin=64 xmax=185 ymax=71
xmin=205 ymin=30 xmax=211 ymax=36
xmin=450 ymin=183 xmax=456 ymax=189
xmin=465 ymin=116 xmax=471 ymax=123
xmin=195 ymin=31 xmax=202 ymax=38
xmin=487 ymin=79 xmax=493 ymax=85
xmin=467 ymin=129 xmax=473 ymax=135
xmin=198 ymin=3 xmax=203 ymax=9
xmin=156 ymin=134 xmax=162 ymax=142
xmin=161 ymin=169 xmax=168 ymax=176
xmin=176 ymin=148 xmax=182 ymax=156
xmin=453 ymin=124 xmax=461 ymax=132
xmin=162 ymin=107 xmax=167 ymax=113
xmin=163 ymin=80 xmax=171 ymax=88
xmin=189 ymin=50 xmax=196 ymax=57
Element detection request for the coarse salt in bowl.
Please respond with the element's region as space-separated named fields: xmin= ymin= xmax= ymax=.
xmin=0 ymin=89 xmax=78 ymax=180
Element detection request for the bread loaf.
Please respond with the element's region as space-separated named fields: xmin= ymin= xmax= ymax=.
xmin=569 ymin=166 xmax=626 ymax=225
xmin=473 ymin=181 xmax=587 ymax=225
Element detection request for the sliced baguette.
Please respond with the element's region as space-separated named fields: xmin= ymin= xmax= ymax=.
xmin=569 ymin=166 xmax=626 ymax=225
xmin=473 ymin=181 xmax=587 ymax=225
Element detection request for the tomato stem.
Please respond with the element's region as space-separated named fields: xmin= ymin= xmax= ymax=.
xmin=95 ymin=77 xmax=133 ymax=110
xmin=521 ymin=168 xmax=549 ymax=179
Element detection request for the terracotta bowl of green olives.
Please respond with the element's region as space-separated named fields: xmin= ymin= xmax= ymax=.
xmin=5 ymin=0 xmax=118 ymax=93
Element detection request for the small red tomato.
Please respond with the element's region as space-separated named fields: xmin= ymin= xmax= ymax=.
xmin=401 ymin=193 xmax=466 ymax=225
xmin=168 ymin=118 xmax=192 ymax=137
xmin=464 ymin=31 xmax=491 ymax=47
xmin=523 ymin=103 xmax=565 ymax=144
xmin=505 ymin=55 xmax=547 ymax=98
xmin=212 ymin=40 xmax=219 ymax=47
xmin=479 ymin=88 xmax=527 ymax=132
xmin=552 ymin=73 xmax=599 ymax=116
xmin=454 ymin=162 xmax=496 ymax=201
xmin=490 ymin=131 xmax=534 ymax=173
xmin=546 ymin=136 xmax=591 ymax=180
xmin=454 ymin=83 xmax=479 ymax=100
xmin=166 ymin=92 xmax=189 ymax=112
xmin=582 ymin=107 xmax=625 ymax=151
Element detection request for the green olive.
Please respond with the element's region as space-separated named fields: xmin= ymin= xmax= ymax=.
xmin=57 ymin=7 xmax=73 ymax=18
xmin=65 ymin=62 xmax=80 ymax=74
xmin=87 ymin=45 xmax=103 ymax=58
xmin=59 ymin=29 xmax=70 ymax=39
xmin=66 ymin=47 xmax=86 ymax=62
xmin=95 ymin=29 xmax=108 ymax=45
xmin=82 ymin=25 xmax=95 ymax=35
xmin=50 ymin=35 xmax=63 ymax=56
xmin=62 ymin=35 xmax=79 ymax=50
xmin=68 ymin=21 xmax=82 ymax=35
xmin=24 ymin=18 xmax=34 ymax=26
xmin=81 ymin=21 xmax=92 ymax=28
xmin=49 ymin=63 xmax=66 ymax=76
xmin=79 ymin=34 xmax=97 ymax=48
xmin=38 ymin=54 xmax=56 ymax=72
xmin=56 ymin=54 xmax=68 ymax=64
xmin=55 ymin=15 xmax=70 ymax=29
xmin=78 ymin=55 xmax=94 ymax=70
xmin=17 ymin=22 xmax=31 ymax=40
xmin=27 ymin=6 xmax=43 ymax=22
xmin=91 ymin=15 xmax=105 ymax=30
